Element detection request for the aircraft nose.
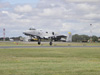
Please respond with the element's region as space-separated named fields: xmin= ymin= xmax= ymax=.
xmin=23 ymin=30 xmax=30 ymax=35
xmin=23 ymin=32 xmax=26 ymax=34
xmin=23 ymin=31 xmax=27 ymax=35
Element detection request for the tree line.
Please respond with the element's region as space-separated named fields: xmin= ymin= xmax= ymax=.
xmin=72 ymin=34 xmax=99 ymax=42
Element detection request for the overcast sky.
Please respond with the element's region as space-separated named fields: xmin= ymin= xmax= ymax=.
xmin=0 ymin=0 xmax=100 ymax=37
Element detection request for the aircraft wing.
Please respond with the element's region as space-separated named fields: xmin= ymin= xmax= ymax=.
xmin=23 ymin=32 xmax=40 ymax=38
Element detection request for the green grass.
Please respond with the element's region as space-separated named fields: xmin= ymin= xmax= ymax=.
xmin=0 ymin=48 xmax=100 ymax=75
xmin=0 ymin=42 xmax=100 ymax=46
xmin=0 ymin=42 xmax=39 ymax=46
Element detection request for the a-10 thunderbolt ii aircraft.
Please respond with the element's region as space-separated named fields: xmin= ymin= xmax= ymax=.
xmin=23 ymin=27 xmax=72 ymax=45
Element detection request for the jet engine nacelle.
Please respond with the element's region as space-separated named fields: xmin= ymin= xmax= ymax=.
xmin=43 ymin=36 xmax=49 ymax=39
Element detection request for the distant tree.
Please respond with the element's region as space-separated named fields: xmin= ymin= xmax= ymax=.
xmin=0 ymin=37 xmax=9 ymax=41
xmin=72 ymin=34 xmax=79 ymax=42
xmin=80 ymin=35 xmax=90 ymax=41
xmin=92 ymin=36 xmax=98 ymax=42
xmin=72 ymin=34 xmax=89 ymax=42
xmin=5 ymin=37 xmax=10 ymax=41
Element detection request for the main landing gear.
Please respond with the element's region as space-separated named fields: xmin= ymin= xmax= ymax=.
xmin=49 ymin=38 xmax=53 ymax=46
xmin=37 ymin=37 xmax=53 ymax=46
xmin=49 ymin=41 xmax=52 ymax=46
xmin=38 ymin=38 xmax=41 ymax=45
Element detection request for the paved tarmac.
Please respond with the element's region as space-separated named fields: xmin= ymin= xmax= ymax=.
xmin=0 ymin=46 xmax=100 ymax=49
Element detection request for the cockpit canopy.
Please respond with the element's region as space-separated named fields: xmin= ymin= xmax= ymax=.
xmin=29 ymin=28 xmax=36 ymax=30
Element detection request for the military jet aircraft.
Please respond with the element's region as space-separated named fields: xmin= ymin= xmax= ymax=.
xmin=23 ymin=28 xmax=72 ymax=45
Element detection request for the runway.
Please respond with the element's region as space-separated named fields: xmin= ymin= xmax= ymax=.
xmin=0 ymin=46 xmax=100 ymax=49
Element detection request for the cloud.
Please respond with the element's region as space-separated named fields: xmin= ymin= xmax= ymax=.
xmin=0 ymin=2 xmax=10 ymax=8
xmin=0 ymin=0 xmax=100 ymax=37
xmin=84 ymin=13 xmax=100 ymax=20
xmin=14 ymin=5 xmax=33 ymax=13
xmin=77 ymin=3 xmax=96 ymax=12
xmin=64 ymin=0 xmax=100 ymax=3
xmin=61 ymin=23 xmax=84 ymax=33
xmin=2 ymin=11 xmax=24 ymax=20
xmin=61 ymin=22 xmax=98 ymax=35
xmin=39 ymin=7 xmax=70 ymax=19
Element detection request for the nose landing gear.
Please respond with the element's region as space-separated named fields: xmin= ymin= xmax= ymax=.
xmin=38 ymin=41 xmax=41 ymax=45
xmin=49 ymin=38 xmax=53 ymax=46
xmin=49 ymin=41 xmax=52 ymax=46
xmin=38 ymin=38 xmax=41 ymax=45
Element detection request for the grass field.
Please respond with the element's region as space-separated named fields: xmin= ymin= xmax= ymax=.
xmin=0 ymin=41 xmax=100 ymax=46
xmin=0 ymin=48 xmax=100 ymax=75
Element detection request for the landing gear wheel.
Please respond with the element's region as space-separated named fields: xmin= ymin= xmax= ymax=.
xmin=38 ymin=41 xmax=41 ymax=45
xmin=49 ymin=42 xmax=52 ymax=46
